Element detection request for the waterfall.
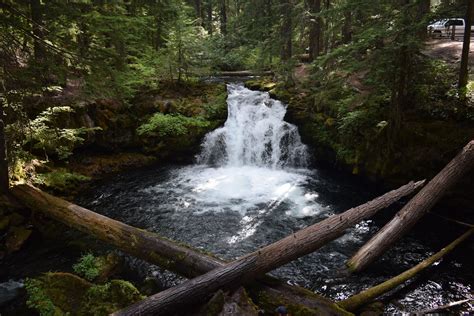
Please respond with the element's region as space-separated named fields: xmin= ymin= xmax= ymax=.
xmin=197 ymin=84 xmax=308 ymax=169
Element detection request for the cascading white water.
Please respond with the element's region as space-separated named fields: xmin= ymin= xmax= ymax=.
xmin=197 ymin=84 xmax=308 ymax=168
xmin=139 ymin=83 xmax=325 ymax=244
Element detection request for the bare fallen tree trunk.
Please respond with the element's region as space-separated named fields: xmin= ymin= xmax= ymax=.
xmin=216 ymin=70 xmax=274 ymax=77
xmin=9 ymin=184 xmax=348 ymax=315
xmin=113 ymin=180 xmax=425 ymax=316
xmin=339 ymin=228 xmax=474 ymax=312
xmin=346 ymin=140 xmax=474 ymax=273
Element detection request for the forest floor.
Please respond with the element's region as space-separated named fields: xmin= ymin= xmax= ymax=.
xmin=423 ymin=38 xmax=474 ymax=65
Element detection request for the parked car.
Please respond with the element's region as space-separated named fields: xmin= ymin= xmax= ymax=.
xmin=427 ymin=18 xmax=474 ymax=38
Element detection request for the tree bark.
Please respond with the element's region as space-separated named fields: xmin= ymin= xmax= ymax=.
xmin=9 ymin=184 xmax=349 ymax=315
xmin=112 ymin=180 xmax=425 ymax=315
xmin=30 ymin=0 xmax=45 ymax=62
xmin=219 ymin=0 xmax=227 ymax=35
xmin=340 ymin=228 xmax=473 ymax=311
xmin=458 ymin=0 xmax=474 ymax=91
xmin=280 ymin=0 xmax=293 ymax=61
xmin=0 ymin=98 xmax=8 ymax=193
xmin=341 ymin=10 xmax=352 ymax=44
xmin=207 ymin=0 xmax=213 ymax=35
xmin=346 ymin=140 xmax=474 ymax=273
xmin=308 ymin=0 xmax=321 ymax=61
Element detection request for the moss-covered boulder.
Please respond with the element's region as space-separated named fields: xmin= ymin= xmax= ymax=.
xmin=25 ymin=272 xmax=144 ymax=316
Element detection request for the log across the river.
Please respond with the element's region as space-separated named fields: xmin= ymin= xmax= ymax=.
xmin=340 ymin=228 xmax=474 ymax=311
xmin=113 ymin=180 xmax=425 ymax=316
xmin=10 ymin=184 xmax=348 ymax=315
xmin=346 ymin=140 xmax=474 ymax=273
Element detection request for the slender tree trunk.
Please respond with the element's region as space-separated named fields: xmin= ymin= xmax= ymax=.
xmin=194 ymin=0 xmax=203 ymax=26
xmin=308 ymin=0 xmax=321 ymax=61
xmin=458 ymin=0 xmax=474 ymax=91
xmin=0 ymin=98 xmax=8 ymax=193
xmin=340 ymin=228 xmax=473 ymax=311
xmin=280 ymin=0 xmax=293 ymax=61
xmin=346 ymin=141 xmax=474 ymax=273
xmin=342 ymin=10 xmax=352 ymax=44
xmin=30 ymin=0 xmax=45 ymax=62
xmin=113 ymin=181 xmax=424 ymax=315
xmin=207 ymin=0 xmax=213 ymax=35
xmin=10 ymin=184 xmax=349 ymax=316
xmin=219 ymin=0 xmax=227 ymax=35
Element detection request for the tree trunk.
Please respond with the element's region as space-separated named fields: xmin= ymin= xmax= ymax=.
xmin=30 ymin=0 xmax=45 ymax=62
xmin=458 ymin=0 xmax=474 ymax=91
xmin=308 ymin=0 xmax=321 ymax=61
xmin=341 ymin=10 xmax=352 ymax=44
xmin=207 ymin=0 xmax=213 ymax=35
xmin=113 ymin=180 xmax=425 ymax=315
xmin=280 ymin=0 xmax=292 ymax=61
xmin=340 ymin=228 xmax=473 ymax=311
xmin=219 ymin=0 xmax=227 ymax=35
xmin=346 ymin=140 xmax=474 ymax=273
xmin=0 ymin=98 xmax=8 ymax=193
xmin=9 ymin=184 xmax=349 ymax=315
xmin=194 ymin=0 xmax=203 ymax=26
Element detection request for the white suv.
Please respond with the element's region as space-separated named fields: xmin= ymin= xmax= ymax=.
xmin=427 ymin=18 xmax=474 ymax=38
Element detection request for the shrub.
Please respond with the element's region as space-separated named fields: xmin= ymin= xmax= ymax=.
xmin=137 ymin=113 xmax=210 ymax=137
xmin=73 ymin=253 xmax=100 ymax=281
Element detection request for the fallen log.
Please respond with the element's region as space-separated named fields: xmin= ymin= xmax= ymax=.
xmin=346 ymin=140 xmax=474 ymax=273
xmin=113 ymin=180 xmax=425 ymax=316
xmin=339 ymin=228 xmax=474 ymax=312
xmin=10 ymin=184 xmax=347 ymax=315
xmin=216 ymin=70 xmax=274 ymax=77
xmin=415 ymin=298 xmax=473 ymax=315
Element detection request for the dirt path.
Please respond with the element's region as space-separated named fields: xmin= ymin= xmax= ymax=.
xmin=423 ymin=39 xmax=474 ymax=65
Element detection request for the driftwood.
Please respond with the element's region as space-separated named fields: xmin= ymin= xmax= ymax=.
xmin=415 ymin=298 xmax=473 ymax=315
xmin=346 ymin=140 xmax=474 ymax=273
xmin=10 ymin=184 xmax=348 ymax=315
xmin=339 ymin=228 xmax=474 ymax=311
xmin=112 ymin=180 xmax=425 ymax=316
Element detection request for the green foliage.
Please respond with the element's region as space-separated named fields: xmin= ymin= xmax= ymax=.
xmin=25 ymin=279 xmax=60 ymax=316
xmin=137 ymin=113 xmax=210 ymax=137
xmin=80 ymin=280 xmax=145 ymax=316
xmin=29 ymin=106 xmax=97 ymax=160
xmin=73 ymin=253 xmax=100 ymax=281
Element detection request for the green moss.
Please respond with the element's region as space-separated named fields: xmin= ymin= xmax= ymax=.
xmin=79 ymin=280 xmax=145 ymax=316
xmin=25 ymin=278 xmax=62 ymax=316
xmin=25 ymin=273 xmax=144 ymax=316
xmin=25 ymin=273 xmax=92 ymax=315
xmin=34 ymin=169 xmax=90 ymax=193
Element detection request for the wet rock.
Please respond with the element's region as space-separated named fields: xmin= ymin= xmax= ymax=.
xmin=0 ymin=280 xmax=24 ymax=306
xmin=197 ymin=288 xmax=259 ymax=316
xmin=139 ymin=277 xmax=163 ymax=296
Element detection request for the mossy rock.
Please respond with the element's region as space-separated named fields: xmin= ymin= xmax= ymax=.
xmin=26 ymin=272 xmax=92 ymax=314
xmin=79 ymin=280 xmax=145 ymax=316
xmin=25 ymin=273 xmax=144 ymax=316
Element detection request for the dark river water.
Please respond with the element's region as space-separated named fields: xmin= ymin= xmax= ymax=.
xmin=76 ymin=85 xmax=473 ymax=314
